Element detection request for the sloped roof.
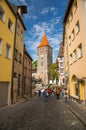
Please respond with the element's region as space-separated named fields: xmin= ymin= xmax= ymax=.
xmin=7 ymin=1 xmax=27 ymax=30
xmin=37 ymin=34 xmax=52 ymax=48
xmin=63 ymin=0 xmax=74 ymax=23
xmin=24 ymin=46 xmax=33 ymax=61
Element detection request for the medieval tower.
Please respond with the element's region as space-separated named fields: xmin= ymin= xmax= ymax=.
xmin=37 ymin=34 xmax=52 ymax=85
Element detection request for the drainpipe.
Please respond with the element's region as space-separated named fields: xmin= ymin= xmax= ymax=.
xmin=30 ymin=62 xmax=32 ymax=97
xmin=82 ymin=77 xmax=86 ymax=105
xmin=11 ymin=17 xmax=17 ymax=104
xmin=22 ymin=45 xmax=25 ymax=98
xmin=65 ymin=27 xmax=70 ymax=93
xmin=84 ymin=81 xmax=86 ymax=105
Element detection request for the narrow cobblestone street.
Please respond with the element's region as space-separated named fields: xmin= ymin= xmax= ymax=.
xmin=0 ymin=95 xmax=86 ymax=130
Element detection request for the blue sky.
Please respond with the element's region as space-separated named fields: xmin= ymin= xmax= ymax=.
xmin=9 ymin=0 xmax=68 ymax=62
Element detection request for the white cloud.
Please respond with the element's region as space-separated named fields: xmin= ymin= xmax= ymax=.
xmin=8 ymin=0 xmax=64 ymax=62
xmin=17 ymin=0 xmax=27 ymax=5
xmin=50 ymin=7 xmax=56 ymax=11
xmin=9 ymin=0 xmax=27 ymax=5
xmin=40 ymin=6 xmax=58 ymax=16
xmin=25 ymin=19 xmax=63 ymax=62
xmin=40 ymin=7 xmax=49 ymax=15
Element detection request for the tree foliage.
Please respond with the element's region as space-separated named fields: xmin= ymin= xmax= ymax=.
xmin=49 ymin=60 xmax=59 ymax=80
xmin=32 ymin=60 xmax=37 ymax=68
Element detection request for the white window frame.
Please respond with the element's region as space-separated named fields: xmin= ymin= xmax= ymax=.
xmin=0 ymin=6 xmax=5 ymax=22
xmin=73 ymin=49 xmax=77 ymax=61
xmin=69 ymin=35 xmax=71 ymax=45
xmin=6 ymin=44 xmax=11 ymax=59
xmin=78 ymin=44 xmax=82 ymax=59
xmin=70 ymin=54 xmax=73 ymax=64
xmin=85 ymin=0 xmax=86 ymax=9
xmin=60 ymin=63 xmax=64 ymax=68
xmin=0 ymin=38 xmax=2 ymax=55
xmin=76 ymin=21 xmax=80 ymax=35
xmin=73 ymin=0 xmax=77 ymax=14
xmin=69 ymin=11 xmax=73 ymax=22
xmin=72 ymin=29 xmax=75 ymax=41
xmin=8 ymin=18 xmax=14 ymax=32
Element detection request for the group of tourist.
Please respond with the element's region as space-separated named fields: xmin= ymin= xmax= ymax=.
xmin=37 ymin=87 xmax=69 ymax=103
xmin=56 ymin=87 xmax=69 ymax=103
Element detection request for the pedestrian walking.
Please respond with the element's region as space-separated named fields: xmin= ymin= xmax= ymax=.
xmin=43 ymin=89 xmax=48 ymax=102
xmin=56 ymin=87 xmax=60 ymax=99
xmin=38 ymin=90 xmax=41 ymax=97
xmin=61 ymin=88 xmax=64 ymax=99
xmin=64 ymin=88 xmax=68 ymax=103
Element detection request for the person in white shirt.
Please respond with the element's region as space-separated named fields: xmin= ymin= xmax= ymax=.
xmin=64 ymin=88 xmax=68 ymax=103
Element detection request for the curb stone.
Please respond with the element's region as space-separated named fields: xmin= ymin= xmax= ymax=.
xmin=66 ymin=103 xmax=86 ymax=127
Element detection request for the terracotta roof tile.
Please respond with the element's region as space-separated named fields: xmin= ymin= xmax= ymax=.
xmin=37 ymin=34 xmax=52 ymax=48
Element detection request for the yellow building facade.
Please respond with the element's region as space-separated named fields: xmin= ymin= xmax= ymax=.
xmin=63 ymin=0 xmax=86 ymax=104
xmin=0 ymin=0 xmax=16 ymax=106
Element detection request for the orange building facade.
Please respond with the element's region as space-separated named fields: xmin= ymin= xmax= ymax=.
xmin=63 ymin=0 xmax=86 ymax=104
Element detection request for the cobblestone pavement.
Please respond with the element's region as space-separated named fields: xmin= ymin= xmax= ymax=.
xmin=67 ymin=99 xmax=86 ymax=126
xmin=0 ymin=95 xmax=86 ymax=130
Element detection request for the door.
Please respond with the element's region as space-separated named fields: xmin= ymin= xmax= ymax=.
xmin=0 ymin=82 xmax=8 ymax=107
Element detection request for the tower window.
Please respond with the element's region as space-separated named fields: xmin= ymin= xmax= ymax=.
xmin=41 ymin=61 xmax=43 ymax=66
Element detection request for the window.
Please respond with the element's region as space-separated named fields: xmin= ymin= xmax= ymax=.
xmin=0 ymin=38 xmax=2 ymax=55
xmin=19 ymin=53 xmax=22 ymax=63
xmin=8 ymin=18 xmax=13 ymax=32
xmin=0 ymin=6 xmax=5 ymax=22
xmin=72 ymin=29 xmax=75 ymax=41
xmin=60 ymin=63 xmax=64 ymax=68
xmin=14 ymin=72 xmax=17 ymax=78
xmin=24 ymin=58 xmax=27 ymax=68
xmin=69 ymin=11 xmax=73 ymax=22
xmin=70 ymin=54 xmax=73 ymax=64
xmin=20 ymin=30 xmax=24 ymax=40
xmin=73 ymin=0 xmax=77 ymax=13
xmin=75 ymin=84 xmax=79 ymax=96
xmin=41 ymin=61 xmax=43 ymax=66
xmin=15 ymin=49 xmax=18 ymax=61
xmin=68 ymin=35 xmax=71 ymax=45
xmin=85 ymin=0 xmax=86 ymax=9
xmin=67 ymin=19 xmax=70 ymax=28
xmin=78 ymin=44 xmax=82 ymax=58
xmin=16 ymin=24 xmax=20 ymax=35
xmin=6 ymin=44 xmax=11 ymax=59
xmin=76 ymin=21 xmax=80 ymax=34
xmin=60 ymin=68 xmax=64 ymax=74
xmin=73 ymin=49 xmax=77 ymax=61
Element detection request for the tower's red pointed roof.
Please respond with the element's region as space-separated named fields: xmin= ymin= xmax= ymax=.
xmin=37 ymin=34 xmax=52 ymax=48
